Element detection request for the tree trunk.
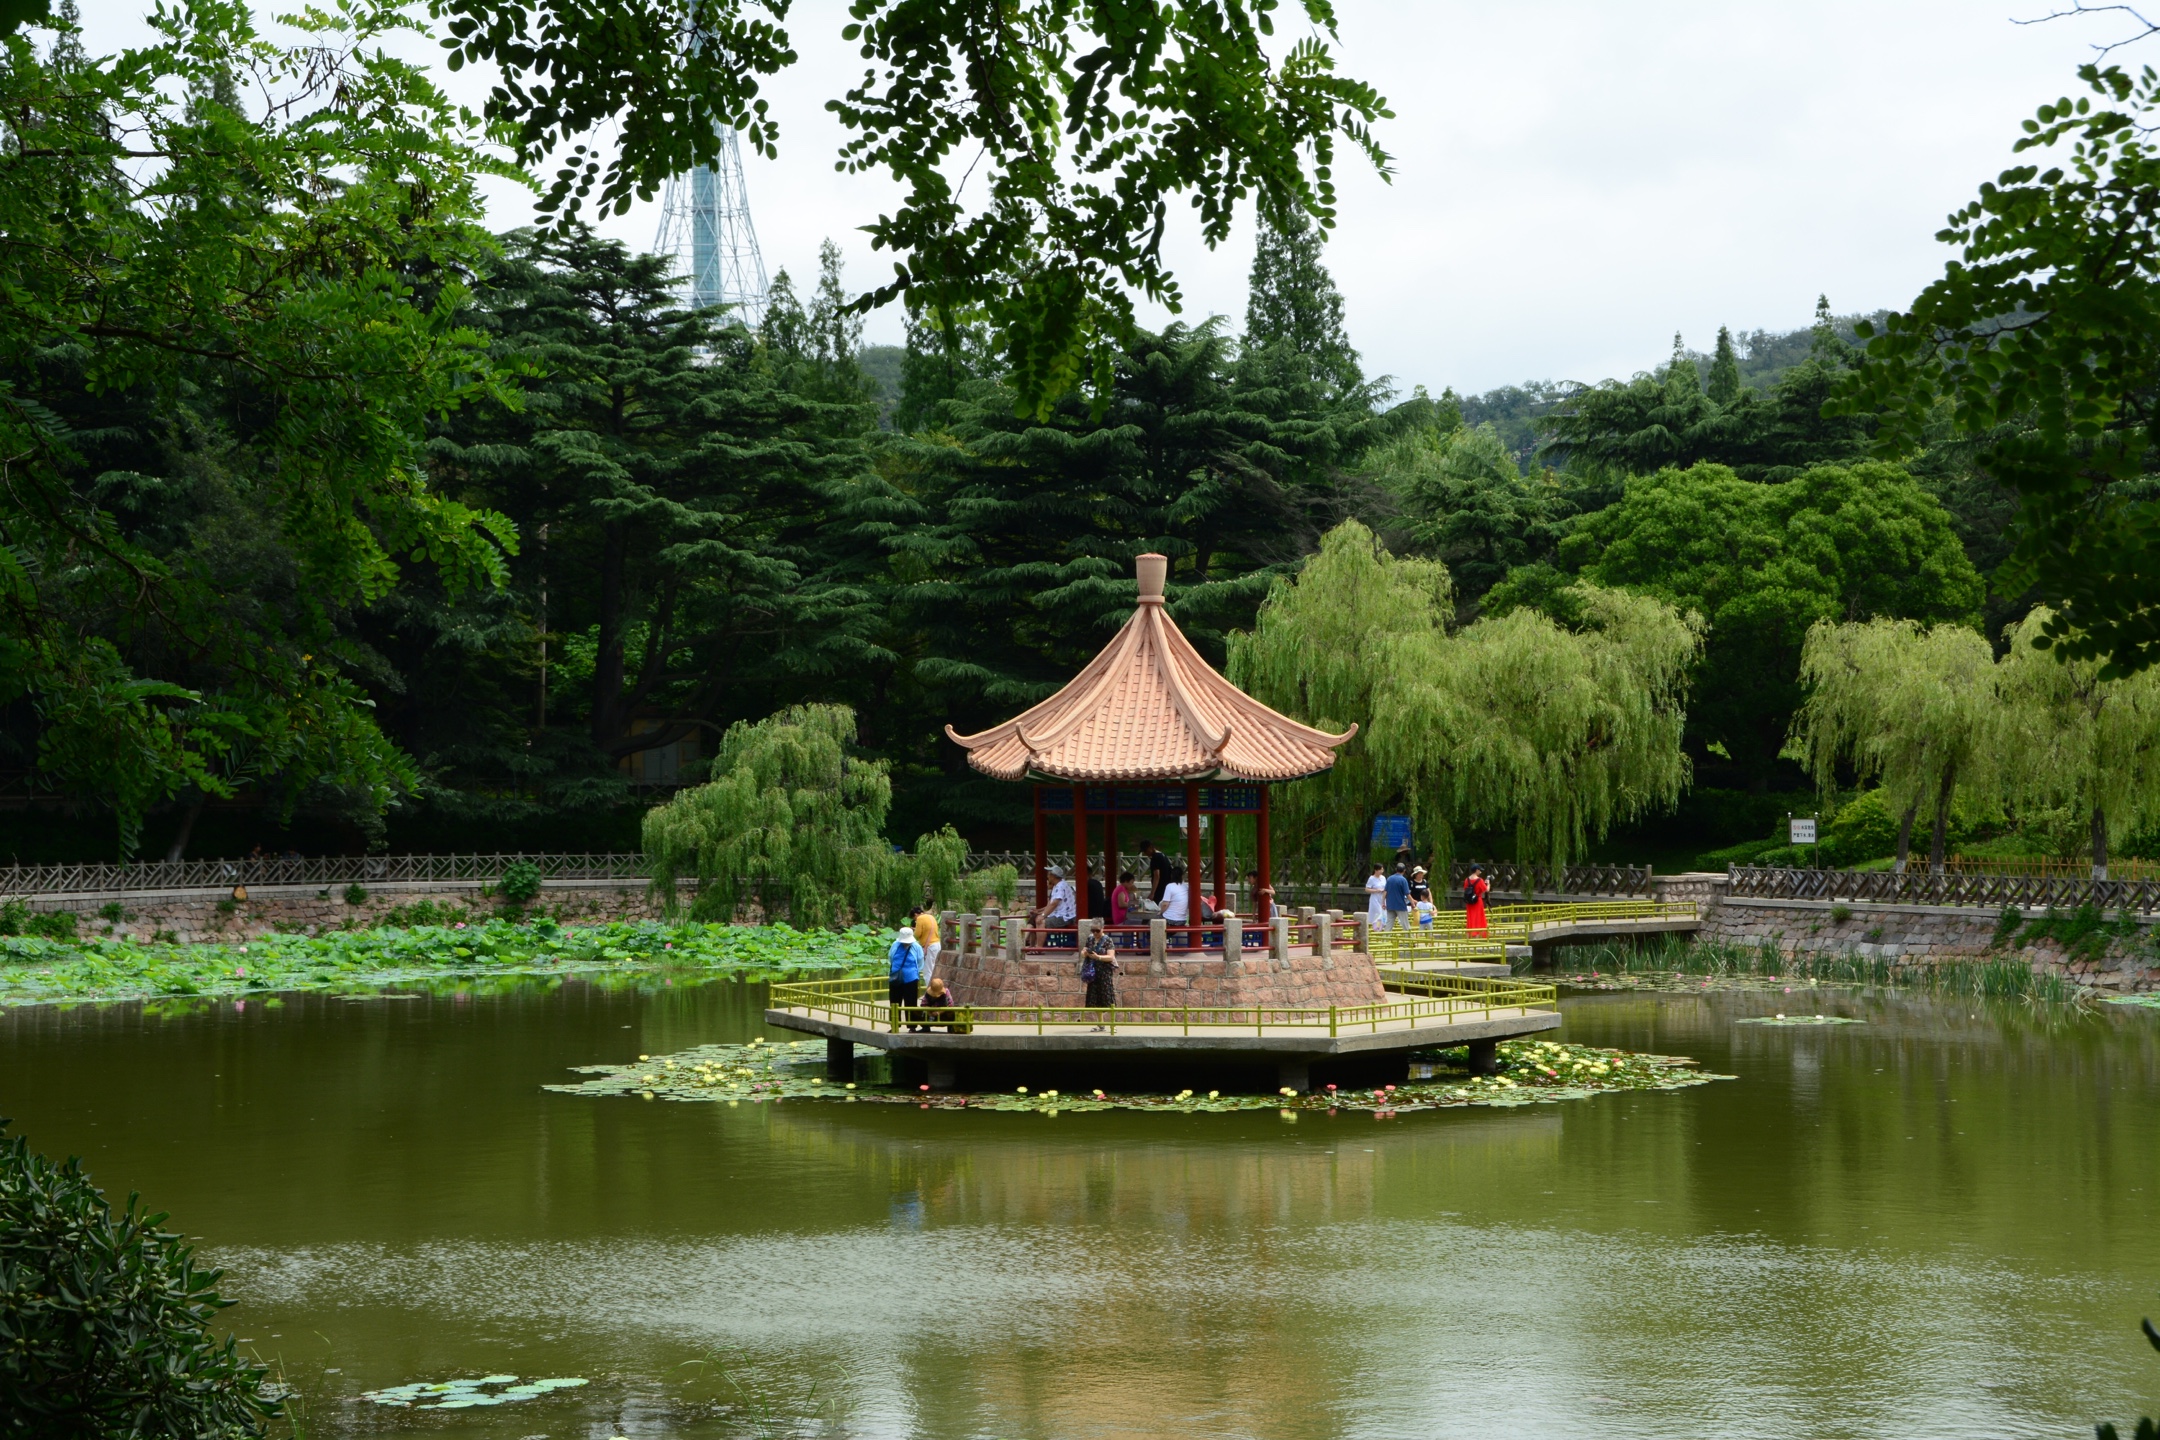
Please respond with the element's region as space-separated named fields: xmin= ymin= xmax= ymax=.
xmin=1893 ymin=802 xmax=1918 ymax=875
xmin=1927 ymin=761 xmax=1957 ymax=877
xmin=165 ymin=792 xmax=206 ymax=862
xmin=2092 ymin=804 xmax=2109 ymax=882
xmin=591 ymin=521 xmax=628 ymax=749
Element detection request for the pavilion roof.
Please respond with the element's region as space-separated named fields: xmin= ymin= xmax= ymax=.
xmin=945 ymin=554 xmax=1355 ymax=785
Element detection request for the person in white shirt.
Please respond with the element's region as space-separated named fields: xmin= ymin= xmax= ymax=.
xmin=1035 ymin=864 xmax=1077 ymax=944
xmin=1364 ymin=863 xmax=1387 ymax=931
xmin=1158 ymin=864 xmax=1190 ymax=925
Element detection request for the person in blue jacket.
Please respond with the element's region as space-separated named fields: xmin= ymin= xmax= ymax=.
xmin=1381 ymin=862 xmax=1411 ymax=931
xmin=888 ymin=924 xmax=925 ymax=1031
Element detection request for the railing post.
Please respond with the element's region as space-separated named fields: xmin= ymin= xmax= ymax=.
xmin=1270 ymin=915 xmax=1289 ymax=965
xmin=1315 ymin=915 xmax=1333 ymax=965
xmin=1148 ymin=918 xmax=1168 ymax=973
xmin=1004 ymin=918 xmax=1025 ymax=965
xmin=957 ymin=914 xmax=976 ymax=961
xmin=1354 ymin=913 xmax=1370 ymax=955
xmin=1223 ymin=915 xmax=1243 ymax=975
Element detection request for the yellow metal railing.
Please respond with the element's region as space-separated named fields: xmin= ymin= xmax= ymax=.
xmin=767 ymin=973 xmax=1558 ymax=1038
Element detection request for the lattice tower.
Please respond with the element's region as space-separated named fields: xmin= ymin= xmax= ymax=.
xmin=654 ymin=126 xmax=769 ymax=326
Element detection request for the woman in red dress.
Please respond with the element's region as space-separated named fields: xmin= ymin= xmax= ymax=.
xmin=1462 ymin=864 xmax=1491 ymax=936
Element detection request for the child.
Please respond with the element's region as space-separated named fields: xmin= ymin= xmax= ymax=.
xmin=920 ymin=975 xmax=967 ymax=1033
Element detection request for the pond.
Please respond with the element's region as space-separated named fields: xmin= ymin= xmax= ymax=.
xmin=2 ymin=976 xmax=2156 ymax=1438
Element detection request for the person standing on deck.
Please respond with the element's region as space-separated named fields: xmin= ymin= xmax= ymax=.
xmin=1462 ymin=865 xmax=1492 ymax=937
xmin=1364 ymin=864 xmax=1387 ymax=932
xmin=1080 ymin=929 xmax=1119 ymax=1029
xmin=1138 ymin=838 xmax=1174 ymax=903
xmin=888 ymin=925 xmax=925 ymax=1031
xmin=914 ymin=907 xmax=942 ymax=982
xmin=1382 ymin=862 xmax=1411 ymax=930
xmin=1410 ymin=867 xmax=1435 ymax=929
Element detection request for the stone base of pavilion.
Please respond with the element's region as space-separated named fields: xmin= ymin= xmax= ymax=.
xmin=764 ymin=1001 xmax=1561 ymax=1096
xmin=763 ymin=912 xmax=1561 ymax=1094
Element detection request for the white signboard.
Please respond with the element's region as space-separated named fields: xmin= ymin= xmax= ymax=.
xmin=1789 ymin=817 xmax=1818 ymax=846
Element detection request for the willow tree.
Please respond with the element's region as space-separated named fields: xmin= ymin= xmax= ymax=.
xmin=1372 ymin=585 xmax=1700 ymax=876
xmin=1794 ymin=619 xmax=1999 ymax=874
xmin=643 ymin=703 xmax=962 ymax=926
xmin=1227 ymin=521 xmax=1453 ymax=875
xmin=1229 ymin=520 xmax=1698 ymax=877
xmin=1996 ymin=610 xmax=2160 ymax=879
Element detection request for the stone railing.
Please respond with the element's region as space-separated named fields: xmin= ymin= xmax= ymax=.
xmin=1727 ymin=865 xmax=2160 ymax=913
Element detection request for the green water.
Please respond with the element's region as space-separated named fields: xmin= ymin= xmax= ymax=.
xmin=2 ymin=978 xmax=2157 ymax=1438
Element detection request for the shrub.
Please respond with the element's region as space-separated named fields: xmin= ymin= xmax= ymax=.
xmin=957 ymin=864 xmax=1020 ymax=914
xmin=1829 ymin=904 xmax=1853 ymax=924
xmin=0 ymin=900 xmax=25 ymax=936
xmin=96 ymin=902 xmax=128 ymax=924
xmin=382 ymin=898 xmax=466 ymax=928
xmin=26 ymin=910 xmax=77 ymax=941
xmin=343 ymin=882 xmax=369 ymax=906
xmin=499 ymin=861 xmax=544 ymax=908
xmin=0 ymin=1120 xmax=277 ymax=1437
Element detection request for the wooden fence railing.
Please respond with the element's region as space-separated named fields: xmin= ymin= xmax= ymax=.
xmin=0 ymin=852 xmax=651 ymax=895
xmin=1727 ymin=865 xmax=2160 ymax=913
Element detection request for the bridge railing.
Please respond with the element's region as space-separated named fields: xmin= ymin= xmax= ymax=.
xmin=769 ymin=972 xmax=1557 ymax=1037
xmin=1727 ymin=866 xmax=2160 ymax=913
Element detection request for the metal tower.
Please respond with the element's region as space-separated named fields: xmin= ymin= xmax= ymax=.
xmin=654 ymin=127 xmax=769 ymax=326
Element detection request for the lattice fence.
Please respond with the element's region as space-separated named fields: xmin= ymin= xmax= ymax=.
xmin=1727 ymin=865 xmax=2160 ymax=913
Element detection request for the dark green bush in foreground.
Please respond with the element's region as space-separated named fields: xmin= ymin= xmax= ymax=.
xmin=0 ymin=1121 xmax=274 ymax=1438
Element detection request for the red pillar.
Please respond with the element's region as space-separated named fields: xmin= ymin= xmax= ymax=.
xmin=1033 ymin=785 xmax=1047 ymax=913
xmin=1211 ymin=803 xmax=1226 ymax=917
xmin=1184 ymin=782 xmax=1202 ymax=950
xmin=1072 ymin=784 xmax=1089 ymax=920
xmin=1256 ymin=786 xmax=1273 ymax=924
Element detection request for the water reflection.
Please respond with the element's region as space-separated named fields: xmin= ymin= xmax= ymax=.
xmin=0 ymin=979 xmax=2155 ymax=1438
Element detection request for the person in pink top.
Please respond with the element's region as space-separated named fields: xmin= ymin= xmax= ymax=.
xmin=1110 ymin=870 xmax=1136 ymax=926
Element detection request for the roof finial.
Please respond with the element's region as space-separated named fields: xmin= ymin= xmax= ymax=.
xmin=1135 ymin=552 xmax=1167 ymax=602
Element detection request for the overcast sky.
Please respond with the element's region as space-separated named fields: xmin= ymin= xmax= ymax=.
xmin=81 ymin=0 xmax=2122 ymax=397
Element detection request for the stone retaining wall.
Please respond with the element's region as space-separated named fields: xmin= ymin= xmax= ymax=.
xmin=938 ymin=915 xmax=1386 ymax=1011
xmin=1651 ymin=872 xmax=2160 ymax=992
xmin=12 ymin=879 xmax=680 ymax=944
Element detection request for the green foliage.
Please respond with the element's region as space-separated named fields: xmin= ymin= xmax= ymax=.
xmin=0 ymin=919 xmax=888 ymax=1006
xmin=1554 ymin=461 xmax=1983 ymax=782
xmin=381 ymin=898 xmax=467 ymax=928
xmin=1244 ymin=208 xmax=1362 ymax=395
xmin=1232 ymin=520 xmax=1699 ymax=874
xmin=0 ymin=1 xmax=518 ymax=852
xmin=499 ymin=861 xmax=544 ymax=907
xmin=1365 ymin=424 xmax=1567 ymax=607
xmin=344 ymin=883 xmax=370 ymax=907
xmin=1541 ymin=308 xmax=1874 ymax=483
xmin=643 ymin=704 xmax=952 ymax=927
xmin=1796 ymin=619 xmax=1999 ymax=870
xmin=432 ymin=0 xmax=1390 ymax=416
xmin=1998 ymin=607 xmax=2160 ymax=874
xmin=0 ymin=1120 xmax=276 ymax=1437
xmin=956 ymin=864 xmax=1020 ymax=914
xmin=1836 ymin=62 xmax=2160 ymax=677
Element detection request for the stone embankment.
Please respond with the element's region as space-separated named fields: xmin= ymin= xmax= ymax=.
xmin=1644 ymin=873 xmax=2159 ymax=993
xmin=12 ymin=879 xmax=676 ymax=944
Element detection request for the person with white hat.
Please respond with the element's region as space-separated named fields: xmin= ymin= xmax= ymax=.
xmin=1034 ymin=862 xmax=1078 ymax=945
xmin=888 ymin=923 xmax=925 ymax=1030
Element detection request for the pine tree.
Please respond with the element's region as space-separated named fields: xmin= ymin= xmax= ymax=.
xmin=1244 ymin=209 xmax=1362 ymax=393
xmin=1707 ymin=326 xmax=1742 ymax=407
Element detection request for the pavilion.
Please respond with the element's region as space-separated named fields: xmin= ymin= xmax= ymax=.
xmin=762 ymin=553 xmax=1565 ymax=1092
xmin=944 ymin=552 xmax=1353 ymax=941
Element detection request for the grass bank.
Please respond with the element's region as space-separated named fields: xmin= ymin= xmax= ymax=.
xmin=1537 ymin=934 xmax=2084 ymax=1003
xmin=0 ymin=919 xmax=887 ymax=1007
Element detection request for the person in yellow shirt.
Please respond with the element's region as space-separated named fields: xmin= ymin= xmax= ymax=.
xmin=914 ymin=907 xmax=942 ymax=981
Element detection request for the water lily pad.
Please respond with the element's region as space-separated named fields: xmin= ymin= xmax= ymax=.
xmin=360 ymin=1375 xmax=588 ymax=1410
xmin=1736 ymin=1014 xmax=1863 ymax=1026
xmin=549 ymin=1038 xmax=1731 ymax=1115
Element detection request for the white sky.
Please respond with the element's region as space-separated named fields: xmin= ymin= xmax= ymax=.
xmin=78 ymin=0 xmax=2120 ymax=396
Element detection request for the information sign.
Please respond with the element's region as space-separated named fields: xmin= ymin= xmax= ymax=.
xmin=1372 ymin=814 xmax=1413 ymax=850
xmin=1789 ymin=817 xmax=1818 ymax=846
